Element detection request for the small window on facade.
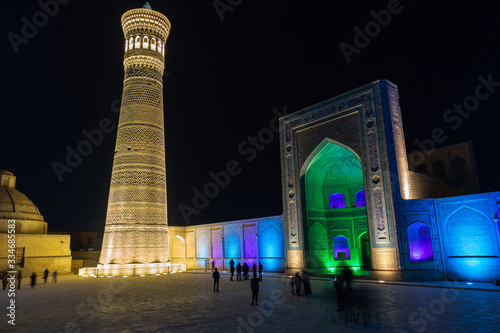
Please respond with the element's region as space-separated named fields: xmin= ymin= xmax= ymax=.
xmin=129 ymin=37 xmax=134 ymax=50
xmin=356 ymin=190 xmax=366 ymax=207
xmin=15 ymin=247 xmax=25 ymax=264
xmin=151 ymin=38 xmax=157 ymax=52
xmin=407 ymin=222 xmax=434 ymax=261
xmin=329 ymin=193 xmax=345 ymax=209
xmin=158 ymin=40 xmax=162 ymax=53
xmin=135 ymin=36 xmax=141 ymax=49
xmin=334 ymin=236 xmax=350 ymax=260
xmin=433 ymin=160 xmax=446 ymax=181
xmin=451 ymin=157 xmax=466 ymax=185
xmin=142 ymin=36 xmax=149 ymax=49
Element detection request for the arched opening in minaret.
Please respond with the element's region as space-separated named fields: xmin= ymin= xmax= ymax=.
xmin=301 ymin=139 xmax=370 ymax=275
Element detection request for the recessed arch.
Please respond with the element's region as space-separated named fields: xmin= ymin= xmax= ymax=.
xmin=224 ymin=229 xmax=241 ymax=258
xmin=301 ymin=138 xmax=368 ymax=271
xmin=407 ymin=221 xmax=434 ymax=261
xmin=445 ymin=206 xmax=496 ymax=257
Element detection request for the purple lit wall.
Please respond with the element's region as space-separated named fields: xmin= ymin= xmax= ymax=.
xmin=334 ymin=236 xmax=350 ymax=260
xmin=244 ymin=227 xmax=257 ymax=259
xmin=356 ymin=190 xmax=366 ymax=207
xmin=211 ymin=230 xmax=221 ymax=259
xmin=407 ymin=222 xmax=434 ymax=261
xmin=330 ymin=193 xmax=345 ymax=209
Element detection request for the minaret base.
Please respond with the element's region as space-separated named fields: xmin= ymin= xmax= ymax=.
xmin=79 ymin=263 xmax=186 ymax=277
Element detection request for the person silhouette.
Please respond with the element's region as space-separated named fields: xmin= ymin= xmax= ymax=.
xmin=302 ymin=269 xmax=311 ymax=295
xmin=252 ymin=263 xmax=257 ymax=276
xmin=342 ymin=266 xmax=353 ymax=290
xmin=258 ymin=262 xmax=263 ymax=280
xmin=250 ymin=273 xmax=260 ymax=305
xmin=43 ymin=268 xmax=49 ymax=283
xmin=30 ymin=272 xmax=37 ymax=289
xmin=243 ymin=263 xmax=249 ymax=280
xmin=17 ymin=271 xmax=23 ymax=289
xmin=212 ymin=267 xmax=220 ymax=292
xmin=230 ymin=261 xmax=235 ymax=281
xmin=2 ymin=274 xmax=7 ymax=290
xmin=52 ymin=270 xmax=58 ymax=283
xmin=294 ymin=272 xmax=302 ymax=296
xmin=236 ymin=262 xmax=242 ymax=281
xmin=334 ymin=276 xmax=345 ymax=311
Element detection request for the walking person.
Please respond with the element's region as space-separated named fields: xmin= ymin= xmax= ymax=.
xmin=52 ymin=270 xmax=58 ymax=283
xmin=250 ymin=273 xmax=260 ymax=305
xmin=252 ymin=263 xmax=257 ymax=277
xmin=258 ymin=262 xmax=263 ymax=281
xmin=43 ymin=268 xmax=49 ymax=283
xmin=17 ymin=270 xmax=22 ymax=289
xmin=294 ymin=272 xmax=302 ymax=296
xmin=30 ymin=272 xmax=37 ymax=289
xmin=236 ymin=262 xmax=242 ymax=281
xmin=212 ymin=267 xmax=220 ymax=292
xmin=212 ymin=260 xmax=215 ymax=272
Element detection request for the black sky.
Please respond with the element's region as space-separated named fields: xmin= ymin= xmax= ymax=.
xmin=1 ymin=0 xmax=500 ymax=232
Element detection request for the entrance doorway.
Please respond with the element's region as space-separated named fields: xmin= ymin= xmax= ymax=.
xmin=360 ymin=233 xmax=371 ymax=271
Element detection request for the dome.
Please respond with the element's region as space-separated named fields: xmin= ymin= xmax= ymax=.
xmin=0 ymin=171 xmax=44 ymax=221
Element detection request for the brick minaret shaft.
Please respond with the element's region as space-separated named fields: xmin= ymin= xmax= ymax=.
xmin=99 ymin=3 xmax=171 ymax=266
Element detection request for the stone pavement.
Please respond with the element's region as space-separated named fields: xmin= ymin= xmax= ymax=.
xmin=1 ymin=272 xmax=499 ymax=333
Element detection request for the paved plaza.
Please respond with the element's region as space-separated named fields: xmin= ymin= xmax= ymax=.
xmin=1 ymin=272 xmax=499 ymax=332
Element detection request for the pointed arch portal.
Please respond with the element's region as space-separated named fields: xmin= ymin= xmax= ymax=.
xmin=302 ymin=139 xmax=370 ymax=272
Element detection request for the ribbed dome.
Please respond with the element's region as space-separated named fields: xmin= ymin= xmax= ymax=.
xmin=0 ymin=171 xmax=44 ymax=221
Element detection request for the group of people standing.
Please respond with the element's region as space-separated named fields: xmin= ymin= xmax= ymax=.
xmin=228 ymin=259 xmax=263 ymax=281
xmin=211 ymin=259 xmax=264 ymax=305
xmin=290 ymin=269 xmax=312 ymax=296
xmin=2 ymin=268 xmax=58 ymax=290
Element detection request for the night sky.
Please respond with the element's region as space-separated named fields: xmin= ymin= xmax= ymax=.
xmin=1 ymin=0 xmax=499 ymax=233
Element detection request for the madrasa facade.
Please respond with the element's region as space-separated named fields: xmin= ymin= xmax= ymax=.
xmin=167 ymin=80 xmax=500 ymax=282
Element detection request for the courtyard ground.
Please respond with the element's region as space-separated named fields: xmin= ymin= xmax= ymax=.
xmin=1 ymin=271 xmax=499 ymax=332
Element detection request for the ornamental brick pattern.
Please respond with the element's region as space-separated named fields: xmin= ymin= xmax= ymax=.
xmin=99 ymin=6 xmax=171 ymax=266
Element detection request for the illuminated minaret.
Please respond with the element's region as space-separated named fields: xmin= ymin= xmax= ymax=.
xmin=98 ymin=3 xmax=171 ymax=275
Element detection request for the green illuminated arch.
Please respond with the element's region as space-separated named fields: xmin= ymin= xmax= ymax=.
xmin=301 ymin=138 xmax=369 ymax=272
